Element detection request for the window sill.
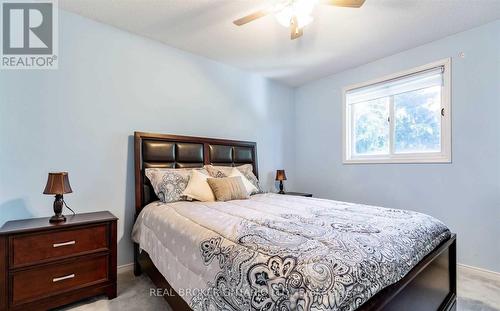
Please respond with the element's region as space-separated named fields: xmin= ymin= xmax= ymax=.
xmin=343 ymin=155 xmax=451 ymax=164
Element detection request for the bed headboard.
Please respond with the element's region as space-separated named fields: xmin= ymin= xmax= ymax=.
xmin=134 ymin=131 xmax=258 ymax=216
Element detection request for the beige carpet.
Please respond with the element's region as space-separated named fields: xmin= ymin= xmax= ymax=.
xmin=57 ymin=265 xmax=500 ymax=311
xmin=56 ymin=270 xmax=171 ymax=311
xmin=457 ymin=266 xmax=500 ymax=311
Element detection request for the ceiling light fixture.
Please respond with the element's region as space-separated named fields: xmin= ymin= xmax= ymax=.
xmin=233 ymin=0 xmax=366 ymax=40
xmin=274 ymin=0 xmax=318 ymax=29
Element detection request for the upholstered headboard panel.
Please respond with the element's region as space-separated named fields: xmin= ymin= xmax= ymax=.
xmin=208 ymin=145 xmax=255 ymax=166
xmin=134 ymin=132 xmax=258 ymax=216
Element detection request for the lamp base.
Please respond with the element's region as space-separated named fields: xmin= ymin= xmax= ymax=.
xmin=278 ymin=180 xmax=285 ymax=194
xmin=50 ymin=194 xmax=66 ymax=224
xmin=49 ymin=214 xmax=66 ymax=224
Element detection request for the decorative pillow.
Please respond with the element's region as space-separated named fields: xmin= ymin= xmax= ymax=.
xmin=182 ymin=170 xmax=215 ymax=202
xmin=207 ymin=177 xmax=249 ymax=202
xmin=204 ymin=164 xmax=263 ymax=194
xmin=204 ymin=165 xmax=232 ymax=177
xmin=145 ymin=168 xmax=207 ymax=203
xmin=228 ymin=168 xmax=258 ymax=195
xmin=236 ymin=164 xmax=263 ymax=193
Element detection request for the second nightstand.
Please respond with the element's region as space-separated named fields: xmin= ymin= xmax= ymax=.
xmin=282 ymin=192 xmax=313 ymax=197
xmin=0 ymin=211 xmax=117 ymax=311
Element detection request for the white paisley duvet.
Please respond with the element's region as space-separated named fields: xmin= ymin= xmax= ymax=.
xmin=132 ymin=193 xmax=450 ymax=311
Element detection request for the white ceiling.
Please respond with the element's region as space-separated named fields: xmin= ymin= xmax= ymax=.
xmin=60 ymin=0 xmax=500 ymax=86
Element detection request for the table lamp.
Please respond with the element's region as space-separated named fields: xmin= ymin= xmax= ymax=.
xmin=275 ymin=169 xmax=287 ymax=194
xmin=43 ymin=172 xmax=73 ymax=223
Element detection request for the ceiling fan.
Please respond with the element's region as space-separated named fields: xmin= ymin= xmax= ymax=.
xmin=233 ymin=0 xmax=366 ymax=40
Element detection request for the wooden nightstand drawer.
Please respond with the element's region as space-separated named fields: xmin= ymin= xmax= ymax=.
xmin=11 ymin=255 xmax=108 ymax=306
xmin=11 ymin=224 xmax=108 ymax=267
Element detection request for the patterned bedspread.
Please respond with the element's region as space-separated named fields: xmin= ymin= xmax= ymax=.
xmin=132 ymin=193 xmax=450 ymax=311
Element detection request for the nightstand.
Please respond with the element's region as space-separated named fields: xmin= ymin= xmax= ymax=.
xmin=282 ymin=192 xmax=313 ymax=197
xmin=0 ymin=211 xmax=117 ymax=311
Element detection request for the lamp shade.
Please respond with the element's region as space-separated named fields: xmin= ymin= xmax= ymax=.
xmin=43 ymin=172 xmax=73 ymax=195
xmin=275 ymin=170 xmax=287 ymax=181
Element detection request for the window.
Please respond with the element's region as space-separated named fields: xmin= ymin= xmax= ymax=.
xmin=343 ymin=59 xmax=451 ymax=163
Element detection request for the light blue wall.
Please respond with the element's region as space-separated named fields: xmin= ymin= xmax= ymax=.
xmin=1 ymin=10 xmax=497 ymax=273
xmin=294 ymin=20 xmax=500 ymax=272
xmin=0 ymin=11 xmax=295 ymax=265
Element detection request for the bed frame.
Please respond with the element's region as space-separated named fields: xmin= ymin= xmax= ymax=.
xmin=133 ymin=131 xmax=457 ymax=311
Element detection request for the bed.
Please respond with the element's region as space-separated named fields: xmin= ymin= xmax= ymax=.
xmin=132 ymin=131 xmax=457 ymax=311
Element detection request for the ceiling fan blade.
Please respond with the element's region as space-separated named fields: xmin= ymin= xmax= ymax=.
xmin=290 ymin=16 xmax=303 ymax=40
xmin=291 ymin=28 xmax=303 ymax=40
xmin=233 ymin=10 xmax=270 ymax=26
xmin=324 ymin=0 xmax=366 ymax=8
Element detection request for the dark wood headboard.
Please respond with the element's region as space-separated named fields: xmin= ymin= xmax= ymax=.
xmin=134 ymin=131 xmax=258 ymax=217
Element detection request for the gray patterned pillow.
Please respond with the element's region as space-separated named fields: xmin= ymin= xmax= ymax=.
xmin=204 ymin=164 xmax=263 ymax=194
xmin=145 ymin=168 xmax=207 ymax=203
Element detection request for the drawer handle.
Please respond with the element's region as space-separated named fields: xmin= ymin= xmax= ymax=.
xmin=52 ymin=274 xmax=75 ymax=282
xmin=53 ymin=240 xmax=76 ymax=248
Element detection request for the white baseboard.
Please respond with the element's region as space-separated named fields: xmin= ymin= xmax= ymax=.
xmin=117 ymin=262 xmax=134 ymax=274
xmin=458 ymin=263 xmax=500 ymax=279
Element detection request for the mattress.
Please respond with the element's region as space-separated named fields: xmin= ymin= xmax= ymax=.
xmin=132 ymin=193 xmax=450 ymax=311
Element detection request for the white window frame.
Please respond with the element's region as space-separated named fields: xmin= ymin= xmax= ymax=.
xmin=342 ymin=58 xmax=452 ymax=164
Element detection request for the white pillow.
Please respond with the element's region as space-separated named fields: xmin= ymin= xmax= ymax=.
xmin=182 ymin=170 xmax=215 ymax=202
xmin=229 ymin=168 xmax=258 ymax=195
